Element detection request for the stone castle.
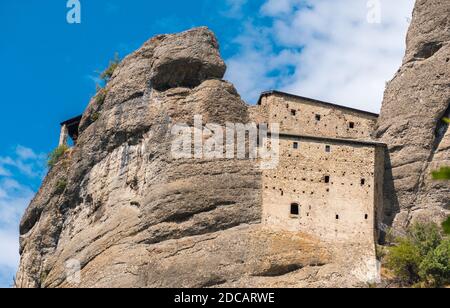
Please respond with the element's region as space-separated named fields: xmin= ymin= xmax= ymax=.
xmin=58 ymin=89 xmax=387 ymax=246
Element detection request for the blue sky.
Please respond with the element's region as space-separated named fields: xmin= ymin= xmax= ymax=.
xmin=0 ymin=0 xmax=415 ymax=287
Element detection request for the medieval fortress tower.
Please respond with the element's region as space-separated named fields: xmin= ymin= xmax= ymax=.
xmin=250 ymin=91 xmax=386 ymax=244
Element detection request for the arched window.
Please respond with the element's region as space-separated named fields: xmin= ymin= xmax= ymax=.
xmin=290 ymin=203 xmax=300 ymax=217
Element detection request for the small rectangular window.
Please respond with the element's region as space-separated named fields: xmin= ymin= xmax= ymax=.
xmin=349 ymin=122 xmax=355 ymax=129
xmin=293 ymin=142 xmax=299 ymax=149
xmin=325 ymin=145 xmax=331 ymax=153
xmin=324 ymin=176 xmax=330 ymax=184
xmin=361 ymin=179 xmax=366 ymax=185
xmin=315 ymin=114 xmax=321 ymax=121
xmin=291 ymin=110 xmax=297 ymax=116
xmin=336 ymin=215 xmax=339 ymax=220
xmin=290 ymin=203 xmax=300 ymax=217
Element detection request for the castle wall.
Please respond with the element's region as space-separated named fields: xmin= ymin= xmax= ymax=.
xmin=262 ymin=135 xmax=385 ymax=243
xmin=259 ymin=94 xmax=378 ymax=141
xmin=374 ymin=146 xmax=386 ymax=239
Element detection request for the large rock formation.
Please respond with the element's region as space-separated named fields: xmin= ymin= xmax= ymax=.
xmin=376 ymin=0 xmax=450 ymax=229
xmin=16 ymin=27 xmax=372 ymax=288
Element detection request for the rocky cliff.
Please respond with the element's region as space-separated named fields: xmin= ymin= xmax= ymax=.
xmin=16 ymin=27 xmax=373 ymax=288
xmin=376 ymin=0 xmax=450 ymax=229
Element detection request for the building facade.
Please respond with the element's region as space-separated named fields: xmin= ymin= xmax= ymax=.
xmin=252 ymin=91 xmax=386 ymax=244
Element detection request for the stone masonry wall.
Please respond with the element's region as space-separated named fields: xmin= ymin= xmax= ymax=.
xmin=262 ymin=136 xmax=384 ymax=244
xmin=260 ymin=94 xmax=378 ymax=141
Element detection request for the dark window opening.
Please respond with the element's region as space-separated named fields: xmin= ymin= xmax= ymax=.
xmin=293 ymin=142 xmax=299 ymax=149
xmin=325 ymin=145 xmax=331 ymax=153
xmin=336 ymin=215 xmax=339 ymax=220
xmin=365 ymin=214 xmax=369 ymax=220
xmin=349 ymin=122 xmax=355 ymax=129
xmin=324 ymin=176 xmax=330 ymax=184
xmin=315 ymin=114 xmax=321 ymax=121
xmin=290 ymin=203 xmax=300 ymax=216
xmin=60 ymin=115 xmax=82 ymax=147
xmin=256 ymin=124 xmax=260 ymax=147
xmin=291 ymin=110 xmax=297 ymax=116
xmin=361 ymin=179 xmax=366 ymax=185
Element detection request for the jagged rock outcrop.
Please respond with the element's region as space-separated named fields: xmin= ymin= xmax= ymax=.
xmin=376 ymin=0 xmax=450 ymax=229
xmin=17 ymin=27 xmax=372 ymax=288
xmin=149 ymin=29 xmax=226 ymax=90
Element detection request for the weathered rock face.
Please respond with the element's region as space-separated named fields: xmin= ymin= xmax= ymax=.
xmin=376 ymin=0 xmax=450 ymax=229
xmin=149 ymin=27 xmax=226 ymax=90
xmin=14 ymin=27 xmax=326 ymax=288
xmin=16 ymin=27 xmax=375 ymax=288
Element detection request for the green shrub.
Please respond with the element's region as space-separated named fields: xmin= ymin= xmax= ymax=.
xmin=419 ymin=239 xmax=450 ymax=287
xmin=91 ymin=112 xmax=100 ymax=122
xmin=443 ymin=216 xmax=450 ymax=236
xmin=55 ymin=178 xmax=67 ymax=194
xmin=376 ymin=244 xmax=388 ymax=261
xmin=47 ymin=145 xmax=69 ymax=168
xmin=387 ymin=236 xmax=422 ymax=283
xmin=386 ymin=222 xmax=449 ymax=287
xmin=407 ymin=223 xmax=442 ymax=256
xmin=384 ymin=227 xmax=397 ymax=246
xmin=432 ymin=167 xmax=450 ymax=180
xmin=100 ymin=52 xmax=120 ymax=83
xmin=94 ymin=87 xmax=109 ymax=107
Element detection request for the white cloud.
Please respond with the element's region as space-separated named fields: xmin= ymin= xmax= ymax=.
xmin=0 ymin=179 xmax=34 ymax=228
xmin=0 ymin=178 xmax=34 ymax=285
xmin=85 ymin=74 xmax=104 ymax=89
xmin=15 ymin=145 xmax=38 ymax=161
xmin=223 ymin=0 xmax=249 ymax=18
xmin=225 ymin=0 xmax=415 ymax=113
xmin=261 ymin=0 xmax=301 ymax=16
xmin=0 ymin=166 xmax=11 ymax=177
xmin=0 ymin=146 xmax=46 ymax=178
xmin=0 ymin=230 xmax=21 ymax=270
xmin=0 ymin=146 xmax=43 ymax=287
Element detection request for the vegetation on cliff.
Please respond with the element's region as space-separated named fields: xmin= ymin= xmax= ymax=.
xmin=100 ymin=52 xmax=120 ymax=83
xmin=47 ymin=144 xmax=69 ymax=168
xmin=432 ymin=167 xmax=450 ymax=180
xmin=385 ymin=222 xmax=450 ymax=288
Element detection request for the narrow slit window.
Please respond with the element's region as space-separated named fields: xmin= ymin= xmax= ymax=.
xmin=336 ymin=214 xmax=339 ymax=220
xmin=349 ymin=122 xmax=355 ymax=129
xmin=365 ymin=214 xmax=369 ymax=220
xmin=324 ymin=176 xmax=330 ymax=184
xmin=361 ymin=179 xmax=366 ymax=185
